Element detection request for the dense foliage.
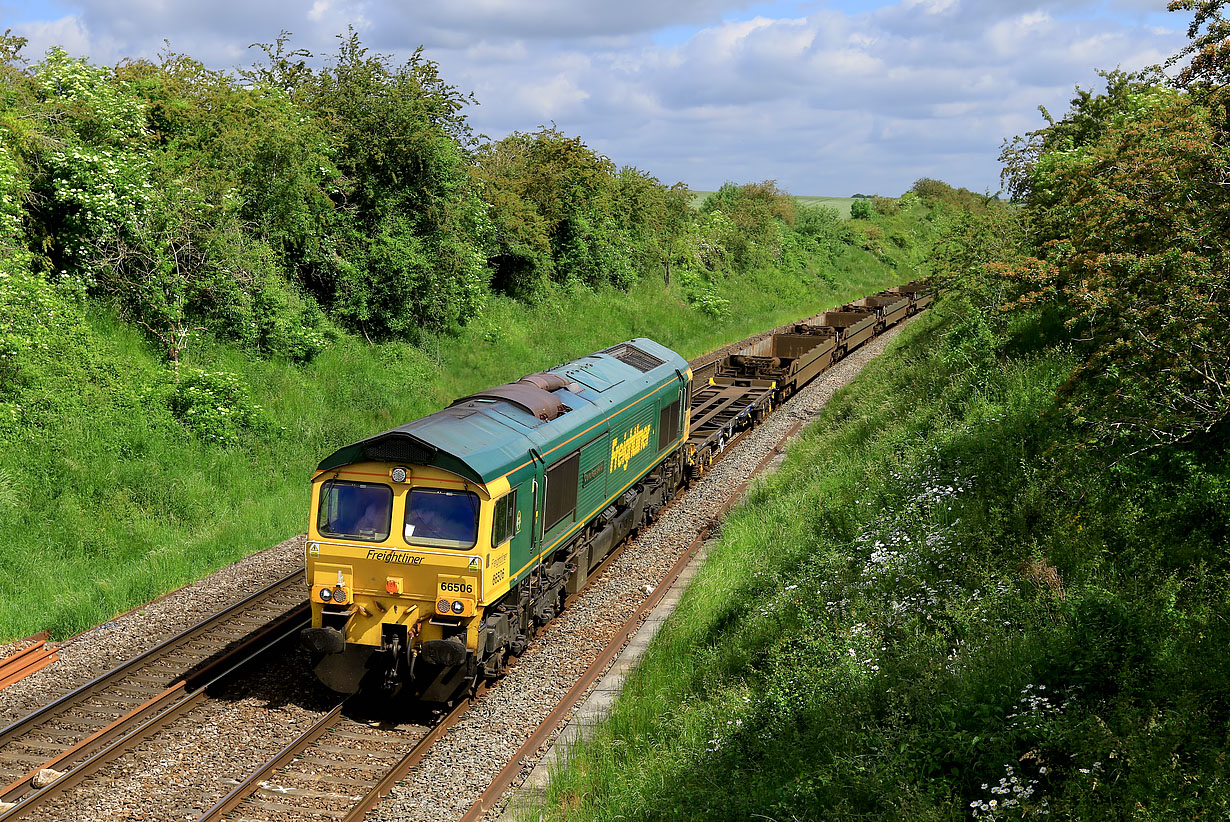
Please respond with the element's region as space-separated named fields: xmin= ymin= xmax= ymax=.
xmin=0 ymin=30 xmax=869 ymax=366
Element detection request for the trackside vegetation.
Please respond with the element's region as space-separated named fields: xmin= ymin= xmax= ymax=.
xmin=529 ymin=8 xmax=1230 ymax=821
xmin=0 ymin=30 xmax=948 ymax=640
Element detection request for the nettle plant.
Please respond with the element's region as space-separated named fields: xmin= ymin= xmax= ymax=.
xmin=166 ymin=368 xmax=266 ymax=446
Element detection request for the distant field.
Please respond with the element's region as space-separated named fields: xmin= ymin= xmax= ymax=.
xmin=794 ymin=195 xmax=859 ymax=218
xmin=690 ymin=191 xmax=861 ymax=219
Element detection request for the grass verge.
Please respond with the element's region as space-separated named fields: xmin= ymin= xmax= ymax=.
xmin=530 ymin=300 xmax=1230 ymax=820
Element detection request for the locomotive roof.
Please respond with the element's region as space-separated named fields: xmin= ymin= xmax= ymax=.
xmin=316 ymin=338 xmax=689 ymax=486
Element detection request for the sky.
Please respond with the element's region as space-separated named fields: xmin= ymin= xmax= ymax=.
xmin=1 ymin=0 xmax=1193 ymax=196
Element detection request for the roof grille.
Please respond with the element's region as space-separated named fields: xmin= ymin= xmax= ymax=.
xmin=601 ymin=343 xmax=664 ymax=373
xmin=365 ymin=436 xmax=434 ymax=464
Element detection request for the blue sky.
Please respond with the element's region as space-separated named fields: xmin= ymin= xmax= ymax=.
xmin=0 ymin=0 xmax=1192 ymax=196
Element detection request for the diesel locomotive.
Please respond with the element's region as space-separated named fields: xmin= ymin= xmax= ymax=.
xmin=301 ymin=339 xmax=692 ymax=701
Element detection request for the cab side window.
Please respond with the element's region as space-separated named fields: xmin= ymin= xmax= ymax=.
xmin=492 ymin=490 xmax=518 ymax=547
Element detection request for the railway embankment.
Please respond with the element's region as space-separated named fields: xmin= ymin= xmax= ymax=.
xmin=524 ymin=293 xmax=1230 ymax=820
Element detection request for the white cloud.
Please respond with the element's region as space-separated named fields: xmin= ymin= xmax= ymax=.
xmin=14 ymin=15 xmax=96 ymax=60
xmin=5 ymin=0 xmax=1193 ymax=195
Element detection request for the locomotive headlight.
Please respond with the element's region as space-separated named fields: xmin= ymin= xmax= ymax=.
xmin=319 ymin=587 xmax=332 ymax=602
xmin=437 ymin=599 xmax=450 ymax=614
xmin=451 ymin=600 xmax=465 ymax=614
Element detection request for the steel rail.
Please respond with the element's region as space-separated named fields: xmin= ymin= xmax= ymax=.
xmin=0 ymin=570 xmax=303 ymax=754
xmin=0 ymin=604 xmax=309 ymax=820
xmin=0 ymin=571 xmax=307 ymax=820
xmin=341 ymin=699 xmax=469 ymax=822
xmin=196 ymin=703 xmax=346 ymax=821
xmin=0 ymin=681 xmax=188 ymax=804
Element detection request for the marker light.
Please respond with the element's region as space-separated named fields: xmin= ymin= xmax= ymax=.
xmin=437 ymin=599 xmax=450 ymax=614
xmin=332 ymin=585 xmax=348 ymax=604
xmin=451 ymin=600 xmax=465 ymax=614
xmin=391 ymin=467 xmax=408 ymax=483
xmin=386 ymin=578 xmax=401 ymax=595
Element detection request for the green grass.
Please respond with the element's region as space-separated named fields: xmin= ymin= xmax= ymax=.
xmin=527 ymin=301 xmax=1230 ymax=820
xmin=0 ymin=215 xmax=929 ymax=642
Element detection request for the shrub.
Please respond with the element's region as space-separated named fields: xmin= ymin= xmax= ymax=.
xmin=871 ymin=195 xmax=899 ymax=216
xmin=167 ymin=368 xmax=266 ymax=445
xmin=849 ymin=199 xmax=874 ymax=219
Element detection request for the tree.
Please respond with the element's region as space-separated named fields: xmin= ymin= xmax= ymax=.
xmin=475 ymin=128 xmax=638 ymax=292
xmin=999 ymin=69 xmax=1166 ymax=203
xmin=659 ymin=182 xmax=693 ymax=286
xmin=1168 ymin=1 xmax=1230 ymax=91
xmin=247 ymin=29 xmax=489 ymax=340
xmin=1002 ymin=83 xmax=1230 ymax=455
xmin=699 ymin=180 xmax=797 ymax=270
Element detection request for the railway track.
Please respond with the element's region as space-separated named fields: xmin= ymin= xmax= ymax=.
xmin=0 ymin=285 xmax=931 ymax=822
xmin=197 ymin=702 xmax=447 ymax=822
xmin=0 ymin=572 xmax=308 ymax=819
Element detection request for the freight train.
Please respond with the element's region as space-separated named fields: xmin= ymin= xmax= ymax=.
xmin=300 ymin=284 xmax=930 ymax=701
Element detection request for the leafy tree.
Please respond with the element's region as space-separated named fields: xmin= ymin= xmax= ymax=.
xmin=1002 ymin=79 xmax=1230 ymax=455
xmin=999 ymin=69 xmax=1167 ymax=203
xmin=849 ymin=199 xmax=873 ymax=219
xmin=699 ymin=180 xmax=797 ymax=270
xmin=659 ymin=181 xmax=694 ymax=286
xmin=1168 ymin=1 xmax=1230 ymax=91
xmin=475 ymin=127 xmax=641 ymax=293
xmin=248 ymin=29 xmax=489 ymax=340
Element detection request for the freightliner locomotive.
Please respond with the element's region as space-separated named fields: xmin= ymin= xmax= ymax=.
xmin=301 ymin=284 xmax=931 ymax=701
xmin=302 ymin=339 xmax=691 ymax=701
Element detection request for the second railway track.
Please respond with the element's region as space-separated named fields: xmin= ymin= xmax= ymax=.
xmin=0 ymin=572 xmax=308 ymax=819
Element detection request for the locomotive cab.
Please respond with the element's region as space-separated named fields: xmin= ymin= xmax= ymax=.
xmin=303 ymin=462 xmax=517 ymax=701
